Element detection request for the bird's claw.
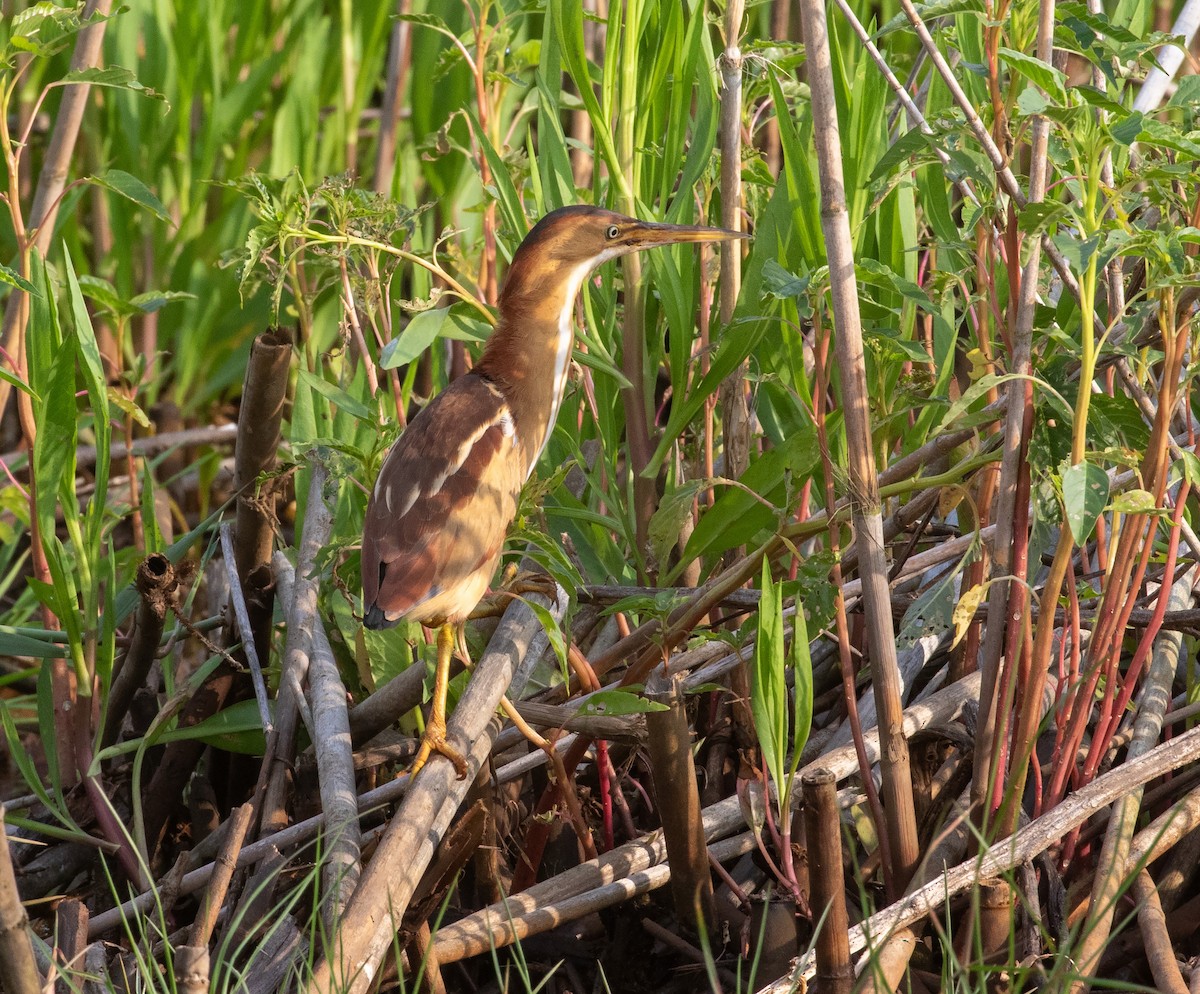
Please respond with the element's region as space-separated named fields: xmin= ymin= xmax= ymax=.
xmin=469 ymin=568 xmax=559 ymax=618
xmin=506 ymin=568 xmax=560 ymax=606
xmin=408 ymin=723 xmax=469 ymax=781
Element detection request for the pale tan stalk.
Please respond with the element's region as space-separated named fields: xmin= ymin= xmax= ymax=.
xmin=797 ymin=0 xmax=920 ymax=890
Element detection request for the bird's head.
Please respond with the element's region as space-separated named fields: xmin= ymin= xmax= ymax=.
xmin=500 ymin=205 xmax=747 ymax=303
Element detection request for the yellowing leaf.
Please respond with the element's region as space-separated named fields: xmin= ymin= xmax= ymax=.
xmin=939 ymin=484 xmax=966 ymax=518
xmin=951 ymin=582 xmax=987 ymax=649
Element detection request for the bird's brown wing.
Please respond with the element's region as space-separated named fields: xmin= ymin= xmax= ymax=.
xmin=361 ymin=373 xmax=526 ymax=627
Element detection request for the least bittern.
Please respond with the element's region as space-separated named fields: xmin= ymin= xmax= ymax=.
xmin=361 ymin=205 xmax=745 ymax=778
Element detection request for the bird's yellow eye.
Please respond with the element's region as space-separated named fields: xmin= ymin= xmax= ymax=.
xmin=605 ymin=224 xmax=620 ymax=239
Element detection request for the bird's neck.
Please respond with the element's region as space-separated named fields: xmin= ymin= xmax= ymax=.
xmin=475 ymin=261 xmax=593 ymax=473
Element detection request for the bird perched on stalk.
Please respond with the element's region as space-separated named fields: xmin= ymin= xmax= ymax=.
xmin=361 ymin=205 xmax=746 ymax=778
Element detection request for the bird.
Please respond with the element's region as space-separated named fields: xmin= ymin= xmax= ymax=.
xmin=361 ymin=204 xmax=746 ymax=778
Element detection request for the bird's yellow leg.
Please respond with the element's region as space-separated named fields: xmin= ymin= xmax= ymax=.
xmin=408 ymin=622 xmax=469 ymax=780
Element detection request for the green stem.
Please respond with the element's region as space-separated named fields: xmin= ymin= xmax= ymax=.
xmin=290 ymin=228 xmax=494 ymax=327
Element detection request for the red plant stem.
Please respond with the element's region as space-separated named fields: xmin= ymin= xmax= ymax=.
xmin=597 ymin=738 xmax=614 ymax=852
xmin=986 ymin=397 xmax=1033 ymax=815
xmin=1083 ymin=486 xmax=1189 ymax=780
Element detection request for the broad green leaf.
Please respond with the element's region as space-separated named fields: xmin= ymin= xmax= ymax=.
xmin=681 ymin=426 xmax=818 ymax=571
xmin=77 ymin=275 xmax=131 ymax=316
xmin=91 ymin=169 xmax=171 ymax=223
xmin=107 ymin=388 xmax=152 ymax=429
xmin=997 ymin=48 xmax=1067 ymax=105
xmin=577 ymin=690 xmax=669 ymax=717
xmin=1062 ymin=462 xmax=1109 ymax=545
xmin=898 ymin=533 xmax=981 ymax=647
xmin=129 ymin=290 xmax=195 ymax=314
xmin=1108 ymin=488 xmax=1159 ymax=515
xmin=1016 ymin=87 xmax=1050 ymax=116
xmin=1168 ymin=75 xmax=1200 ymax=108
xmin=866 ymin=127 xmax=933 ymax=186
xmin=1175 ymin=451 xmax=1200 ymax=489
xmin=760 ymin=260 xmax=811 ymax=302
xmin=1108 ymin=111 xmax=1144 ymax=146
xmin=380 ymin=306 xmax=488 ymax=369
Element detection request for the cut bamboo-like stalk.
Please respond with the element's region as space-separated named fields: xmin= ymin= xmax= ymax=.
xmin=232 ymin=327 xmax=292 ymax=659
xmin=803 ymin=770 xmax=852 ymax=994
xmin=173 ymin=945 xmax=209 ymax=994
xmin=102 ymin=554 xmax=175 ymax=749
xmin=645 ymin=669 xmax=716 ymax=934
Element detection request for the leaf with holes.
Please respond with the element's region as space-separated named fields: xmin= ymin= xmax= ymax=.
xmin=1108 ymin=488 xmax=1161 ymax=516
xmin=1062 ymin=462 xmax=1109 ymax=545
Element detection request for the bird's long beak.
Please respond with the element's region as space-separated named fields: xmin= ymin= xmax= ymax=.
xmin=621 ymin=219 xmax=750 ymax=249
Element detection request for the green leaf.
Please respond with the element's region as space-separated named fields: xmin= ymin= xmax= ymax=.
xmin=64 ymin=250 xmax=110 ymax=557
xmin=156 ymin=699 xmax=269 ymax=754
xmin=751 ymin=560 xmax=787 ymax=798
xmin=760 ymin=260 xmax=811 ymax=302
xmin=866 ymin=126 xmax=933 ymax=185
xmin=997 ymin=48 xmax=1067 ymax=105
xmin=789 ymin=597 xmax=813 ymax=765
xmin=107 ymin=388 xmax=152 ymax=428
xmin=1108 ymin=488 xmax=1159 ymax=515
xmin=381 ymin=305 xmax=488 ymax=369
xmin=90 ymin=170 xmax=171 ymax=224
xmin=129 ymin=290 xmax=196 ymax=314
xmin=1108 ymin=111 xmax=1144 ymax=147
xmin=577 ymin=690 xmax=669 ymax=717
xmin=1168 ymin=75 xmax=1200 ymax=108
xmin=0 ymin=627 xmax=66 ymax=658
xmin=76 ymin=275 xmax=131 ymax=316
xmin=295 ymin=370 xmax=373 ymax=422
xmin=647 ymin=479 xmax=707 ymax=577
xmin=898 ymin=533 xmax=981 ymax=647
xmin=1016 ymin=87 xmax=1050 ymax=116
xmin=0 ymin=365 xmax=35 ymax=400
xmin=1062 ymin=462 xmax=1109 ymax=545
xmin=865 ymin=327 xmax=934 ymax=364
xmin=62 ymin=66 xmax=166 ymax=103
xmin=1175 ymin=451 xmax=1200 ymax=489
xmin=0 ymin=263 xmax=38 ymax=296
xmin=681 ymin=426 xmax=818 ymax=570
xmin=1051 ymin=232 xmax=1102 ymax=273
xmin=858 ymin=258 xmax=939 ymax=315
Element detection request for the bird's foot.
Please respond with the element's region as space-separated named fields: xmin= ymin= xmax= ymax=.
xmin=469 ymin=567 xmax=559 ymax=619
xmin=408 ymin=719 xmax=469 ymax=781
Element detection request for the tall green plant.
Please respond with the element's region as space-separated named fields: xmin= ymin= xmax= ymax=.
xmin=749 ymin=559 xmax=813 ymax=903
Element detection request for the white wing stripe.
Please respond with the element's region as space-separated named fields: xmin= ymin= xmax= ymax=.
xmin=380 ymin=396 xmax=516 ymax=511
